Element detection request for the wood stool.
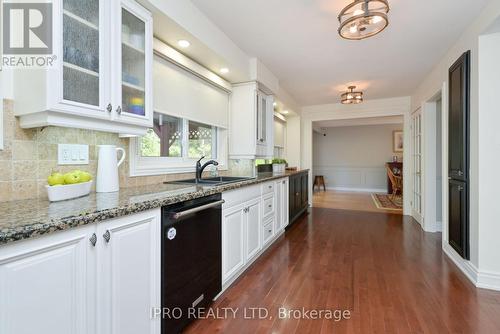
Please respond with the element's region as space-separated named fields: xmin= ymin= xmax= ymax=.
xmin=314 ymin=175 xmax=326 ymax=192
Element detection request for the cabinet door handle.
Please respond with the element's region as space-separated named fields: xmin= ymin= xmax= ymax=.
xmin=89 ymin=233 xmax=97 ymax=247
xmin=116 ymin=106 xmax=122 ymax=115
xmin=103 ymin=230 xmax=111 ymax=243
xmin=106 ymin=103 xmax=112 ymax=112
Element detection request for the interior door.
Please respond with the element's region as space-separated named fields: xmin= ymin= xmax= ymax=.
xmin=448 ymin=51 xmax=470 ymax=259
xmin=411 ymin=108 xmax=423 ymax=223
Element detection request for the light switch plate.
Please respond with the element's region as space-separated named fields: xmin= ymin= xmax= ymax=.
xmin=58 ymin=144 xmax=89 ymax=165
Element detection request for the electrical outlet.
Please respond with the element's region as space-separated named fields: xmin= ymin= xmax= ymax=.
xmin=58 ymin=144 xmax=89 ymax=165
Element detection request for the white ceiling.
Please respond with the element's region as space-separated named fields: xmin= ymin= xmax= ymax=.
xmin=313 ymin=115 xmax=403 ymax=131
xmin=191 ymin=0 xmax=489 ymax=106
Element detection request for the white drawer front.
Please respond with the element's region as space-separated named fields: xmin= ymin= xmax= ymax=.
xmin=263 ymin=219 xmax=274 ymax=245
xmin=261 ymin=181 xmax=274 ymax=195
xmin=263 ymin=196 xmax=274 ymax=217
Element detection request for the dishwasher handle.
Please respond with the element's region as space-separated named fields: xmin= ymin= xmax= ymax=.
xmin=170 ymin=199 xmax=225 ymax=220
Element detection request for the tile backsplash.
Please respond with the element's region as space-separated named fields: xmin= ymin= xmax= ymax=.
xmin=0 ymin=99 xmax=253 ymax=202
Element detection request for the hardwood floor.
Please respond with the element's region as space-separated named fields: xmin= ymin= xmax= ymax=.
xmin=313 ymin=190 xmax=402 ymax=214
xmin=184 ymin=209 xmax=500 ymax=334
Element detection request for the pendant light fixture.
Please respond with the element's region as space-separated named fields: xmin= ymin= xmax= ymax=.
xmin=338 ymin=0 xmax=390 ymax=40
xmin=341 ymin=86 xmax=363 ymax=104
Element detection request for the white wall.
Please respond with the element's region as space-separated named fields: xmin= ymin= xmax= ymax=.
xmin=478 ymin=30 xmax=500 ymax=282
xmin=313 ymin=124 xmax=402 ymax=192
xmin=285 ymin=116 xmax=301 ymax=168
xmin=301 ymin=97 xmax=411 ymax=211
xmin=411 ymin=0 xmax=500 ymax=290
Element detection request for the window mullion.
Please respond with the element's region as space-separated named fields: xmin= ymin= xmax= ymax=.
xmin=182 ymin=118 xmax=189 ymax=160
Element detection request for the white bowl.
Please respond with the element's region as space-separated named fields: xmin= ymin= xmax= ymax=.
xmin=46 ymin=181 xmax=93 ymax=202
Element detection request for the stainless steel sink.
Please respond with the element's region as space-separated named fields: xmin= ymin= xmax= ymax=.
xmin=165 ymin=176 xmax=254 ymax=186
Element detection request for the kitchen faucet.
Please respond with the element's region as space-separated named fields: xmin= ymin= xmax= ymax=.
xmin=196 ymin=156 xmax=219 ymax=182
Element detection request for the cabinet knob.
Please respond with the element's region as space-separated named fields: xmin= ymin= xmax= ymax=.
xmin=106 ymin=103 xmax=112 ymax=113
xmin=268 ymin=204 xmax=272 ymax=208
xmin=296 ymin=192 xmax=300 ymax=196
xmin=457 ymin=185 xmax=464 ymax=191
xmin=89 ymin=233 xmax=97 ymax=247
xmin=116 ymin=106 xmax=122 ymax=115
xmin=103 ymin=230 xmax=111 ymax=243
xmin=268 ymin=185 xmax=272 ymax=189
xmin=259 ymin=138 xmax=264 ymax=142
xmin=457 ymin=170 xmax=464 ymax=176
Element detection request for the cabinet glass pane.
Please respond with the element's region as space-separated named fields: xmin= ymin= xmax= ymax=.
xmin=261 ymin=96 xmax=267 ymax=142
xmin=63 ymin=0 xmax=100 ymax=106
xmin=63 ymin=66 xmax=99 ymax=106
xmin=122 ymin=8 xmax=146 ymax=116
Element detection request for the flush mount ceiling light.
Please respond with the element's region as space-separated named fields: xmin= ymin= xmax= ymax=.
xmin=177 ymin=40 xmax=191 ymax=48
xmin=341 ymin=86 xmax=363 ymax=104
xmin=220 ymin=68 xmax=229 ymax=74
xmin=338 ymin=0 xmax=389 ymax=40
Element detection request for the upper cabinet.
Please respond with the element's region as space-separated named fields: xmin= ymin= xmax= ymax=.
xmin=230 ymin=82 xmax=274 ymax=159
xmin=13 ymin=0 xmax=153 ymax=136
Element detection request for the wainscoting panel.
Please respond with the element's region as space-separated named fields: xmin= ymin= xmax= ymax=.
xmin=313 ymin=166 xmax=387 ymax=192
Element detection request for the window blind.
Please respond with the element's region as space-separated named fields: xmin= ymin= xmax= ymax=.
xmin=153 ymin=55 xmax=229 ymax=129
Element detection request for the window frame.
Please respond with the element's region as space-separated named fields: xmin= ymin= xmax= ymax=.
xmin=129 ymin=116 xmax=228 ymax=176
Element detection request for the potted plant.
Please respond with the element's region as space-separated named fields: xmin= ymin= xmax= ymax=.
xmin=272 ymin=158 xmax=287 ymax=174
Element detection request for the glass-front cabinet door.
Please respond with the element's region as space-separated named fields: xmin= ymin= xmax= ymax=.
xmin=113 ymin=0 xmax=152 ymax=126
xmin=61 ymin=0 xmax=109 ymax=116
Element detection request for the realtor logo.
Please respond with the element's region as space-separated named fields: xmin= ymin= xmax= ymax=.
xmin=2 ymin=2 xmax=56 ymax=68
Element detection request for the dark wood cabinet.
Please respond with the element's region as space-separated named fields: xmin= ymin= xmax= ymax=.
xmin=448 ymin=51 xmax=470 ymax=259
xmin=289 ymin=171 xmax=309 ymax=225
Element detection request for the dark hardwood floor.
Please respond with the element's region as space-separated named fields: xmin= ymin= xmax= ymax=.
xmin=184 ymin=208 xmax=500 ymax=334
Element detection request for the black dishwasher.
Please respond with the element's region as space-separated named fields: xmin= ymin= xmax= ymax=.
xmin=161 ymin=194 xmax=223 ymax=334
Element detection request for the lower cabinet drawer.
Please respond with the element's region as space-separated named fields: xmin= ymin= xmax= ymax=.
xmin=263 ymin=219 xmax=274 ymax=245
xmin=263 ymin=196 xmax=274 ymax=217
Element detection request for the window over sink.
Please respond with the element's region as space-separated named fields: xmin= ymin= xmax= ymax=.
xmin=130 ymin=112 xmax=227 ymax=176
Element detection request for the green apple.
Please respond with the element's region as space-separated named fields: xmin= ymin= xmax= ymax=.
xmin=64 ymin=172 xmax=82 ymax=185
xmin=80 ymin=171 xmax=92 ymax=183
xmin=47 ymin=172 xmax=65 ymax=186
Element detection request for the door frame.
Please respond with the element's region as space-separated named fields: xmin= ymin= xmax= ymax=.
xmin=301 ymin=97 xmax=412 ymax=214
xmin=419 ymin=82 xmax=448 ymax=234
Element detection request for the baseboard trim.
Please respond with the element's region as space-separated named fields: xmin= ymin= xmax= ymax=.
xmin=325 ymin=186 xmax=387 ymax=193
xmin=442 ymin=243 xmax=500 ymax=291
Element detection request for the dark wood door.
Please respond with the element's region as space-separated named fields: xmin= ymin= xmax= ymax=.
xmin=448 ymin=51 xmax=470 ymax=181
xmin=448 ymin=180 xmax=469 ymax=258
xmin=448 ymin=51 xmax=470 ymax=260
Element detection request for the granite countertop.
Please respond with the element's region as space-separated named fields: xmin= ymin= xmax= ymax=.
xmin=0 ymin=170 xmax=308 ymax=246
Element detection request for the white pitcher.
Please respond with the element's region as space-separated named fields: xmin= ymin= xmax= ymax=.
xmin=96 ymin=145 xmax=126 ymax=193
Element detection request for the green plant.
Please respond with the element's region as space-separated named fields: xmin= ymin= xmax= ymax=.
xmin=272 ymin=158 xmax=287 ymax=164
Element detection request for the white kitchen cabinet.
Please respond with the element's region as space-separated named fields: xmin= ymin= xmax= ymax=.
xmin=0 ymin=224 xmax=97 ymax=334
xmin=229 ymin=82 xmax=274 ymax=159
xmin=0 ymin=209 xmax=160 ymax=334
xmin=97 ymin=210 xmax=161 ymax=334
xmin=222 ymin=204 xmax=246 ymax=283
xmin=275 ymin=178 xmax=289 ymax=230
xmin=245 ymin=198 xmax=262 ymax=262
xmin=14 ymin=0 xmax=152 ymax=136
xmin=221 ymin=178 xmax=288 ymax=290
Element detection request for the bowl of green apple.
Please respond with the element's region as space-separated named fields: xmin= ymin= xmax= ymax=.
xmin=46 ymin=170 xmax=93 ymax=202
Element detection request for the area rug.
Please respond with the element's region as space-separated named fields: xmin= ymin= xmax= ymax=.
xmin=371 ymin=194 xmax=403 ymax=211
